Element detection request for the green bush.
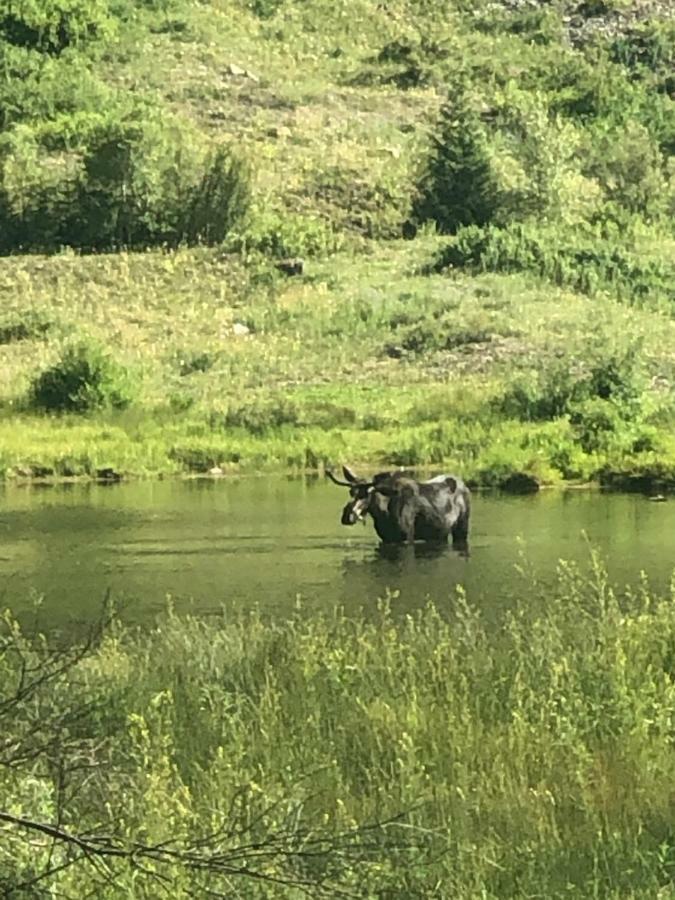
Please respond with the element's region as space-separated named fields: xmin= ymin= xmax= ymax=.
xmin=228 ymin=209 xmax=339 ymax=259
xmin=310 ymin=162 xmax=411 ymax=239
xmin=609 ymin=20 xmax=675 ymax=94
xmin=584 ymin=121 xmax=669 ymax=222
xmin=0 ymin=48 xmax=115 ymax=130
xmin=217 ymin=397 xmax=300 ymax=435
xmin=568 ymin=398 xmax=624 ymax=453
xmin=397 ymin=316 xmax=491 ymax=355
xmin=482 ymin=7 xmax=563 ymax=45
xmin=435 ymin=222 xmax=675 ymax=305
xmin=348 ymin=36 xmax=451 ymax=90
xmin=29 ymin=340 xmax=136 ymax=413
xmin=181 ymin=147 xmax=252 ymax=247
xmin=0 ymin=309 xmax=50 ymax=344
xmin=0 ymin=0 xmax=116 ymax=54
xmin=415 ymin=85 xmax=595 ymax=232
xmin=496 ymin=344 xmax=644 ymax=424
xmin=0 ymin=108 xmax=252 ymax=252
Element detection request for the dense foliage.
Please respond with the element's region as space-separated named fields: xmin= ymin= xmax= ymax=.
xmin=2 ymin=560 xmax=675 ymax=896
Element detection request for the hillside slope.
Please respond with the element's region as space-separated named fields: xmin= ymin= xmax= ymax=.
xmin=0 ymin=0 xmax=673 ymax=489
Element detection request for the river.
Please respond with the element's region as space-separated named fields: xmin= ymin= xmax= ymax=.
xmin=1 ymin=478 xmax=673 ymax=632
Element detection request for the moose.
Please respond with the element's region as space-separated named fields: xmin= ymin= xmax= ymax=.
xmin=327 ymin=466 xmax=470 ymax=547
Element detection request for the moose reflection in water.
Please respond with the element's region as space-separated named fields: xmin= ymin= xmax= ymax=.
xmin=327 ymin=466 xmax=471 ymax=550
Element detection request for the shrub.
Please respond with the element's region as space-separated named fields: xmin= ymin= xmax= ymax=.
xmin=216 ymin=397 xmax=300 ymax=435
xmin=0 ymin=47 xmax=116 ymax=130
xmin=299 ymin=401 xmax=357 ymax=430
xmin=609 ymin=20 xmax=675 ymax=94
xmin=568 ymin=398 xmax=624 ymax=453
xmin=414 ymin=85 xmax=596 ymax=232
xmin=397 ymin=317 xmax=491 ymax=355
xmin=310 ymin=162 xmax=411 ymax=240
xmin=495 ymin=344 xmax=644 ymax=424
xmin=349 ymin=37 xmax=451 ymax=90
xmin=0 ymin=108 xmax=252 ymax=252
xmin=491 ymin=87 xmax=593 ymax=224
xmin=497 ymin=367 xmax=581 ymax=422
xmin=494 ymin=7 xmax=563 ymax=45
xmin=0 ymin=309 xmax=50 ymax=344
xmin=181 ymin=147 xmax=252 ymax=247
xmin=0 ymin=0 xmax=116 ymax=54
xmin=72 ymin=117 xmax=250 ymax=250
xmin=434 ymin=223 xmax=675 ymax=305
xmin=584 ymin=121 xmax=669 ymax=222
xmin=29 ymin=340 xmax=136 ymax=413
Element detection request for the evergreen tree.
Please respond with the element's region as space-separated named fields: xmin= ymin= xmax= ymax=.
xmin=413 ymin=91 xmax=498 ymax=233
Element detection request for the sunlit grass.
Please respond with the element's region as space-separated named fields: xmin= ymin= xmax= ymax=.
xmin=1 ymin=240 xmax=674 ymax=485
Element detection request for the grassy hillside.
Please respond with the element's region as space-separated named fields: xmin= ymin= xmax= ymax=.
xmin=0 ymin=0 xmax=674 ymax=489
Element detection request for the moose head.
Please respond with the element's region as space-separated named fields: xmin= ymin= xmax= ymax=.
xmin=326 ymin=465 xmax=384 ymax=525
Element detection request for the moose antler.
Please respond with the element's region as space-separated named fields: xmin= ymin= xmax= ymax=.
xmin=326 ymin=469 xmax=374 ymax=488
xmin=326 ymin=470 xmax=354 ymax=487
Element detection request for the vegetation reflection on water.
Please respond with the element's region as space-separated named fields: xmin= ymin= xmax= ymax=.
xmin=0 ymin=478 xmax=673 ymax=630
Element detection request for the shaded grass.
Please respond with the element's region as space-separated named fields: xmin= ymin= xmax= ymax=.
xmin=3 ymin=556 xmax=675 ymax=894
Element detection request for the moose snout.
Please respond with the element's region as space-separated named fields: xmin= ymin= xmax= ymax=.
xmin=341 ymin=502 xmax=358 ymax=525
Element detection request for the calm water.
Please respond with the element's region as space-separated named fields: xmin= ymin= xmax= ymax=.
xmin=0 ymin=478 xmax=674 ymax=631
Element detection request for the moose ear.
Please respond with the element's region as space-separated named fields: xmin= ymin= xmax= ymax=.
xmin=342 ymin=465 xmax=359 ymax=483
xmin=372 ymin=475 xmax=400 ymax=497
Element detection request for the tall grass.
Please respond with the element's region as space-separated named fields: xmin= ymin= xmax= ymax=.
xmin=2 ymin=558 xmax=675 ymax=895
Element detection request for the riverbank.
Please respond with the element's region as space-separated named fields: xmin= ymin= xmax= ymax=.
xmin=2 ymin=560 xmax=675 ymax=896
xmin=2 ymin=240 xmax=675 ymax=492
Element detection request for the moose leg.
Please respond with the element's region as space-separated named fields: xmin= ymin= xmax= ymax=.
xmin=398 ymin=503 xmax=416 ymax=544
xmin=451 ymin=511 xmax=470 ymax=552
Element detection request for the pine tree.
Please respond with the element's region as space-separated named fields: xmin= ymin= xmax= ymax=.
xmin=413 ymin=92 xmax=498 ymax=233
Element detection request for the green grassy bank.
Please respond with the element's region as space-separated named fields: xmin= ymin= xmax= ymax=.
xmin=0 ymin=0 xmax=673 ymax=489
xmin=2 ymin=240 xmax=675 ymax=490
xmin=2 ymin=558 xmax=675 ymax=896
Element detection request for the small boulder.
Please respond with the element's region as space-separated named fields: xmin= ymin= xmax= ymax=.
xmin=232 ymin=322 xmax=251 ymax=337
xmin=384 ymin=344 xmax=405 ymax=359
xmin=275 ymin=258 xmax=304 ymax=276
